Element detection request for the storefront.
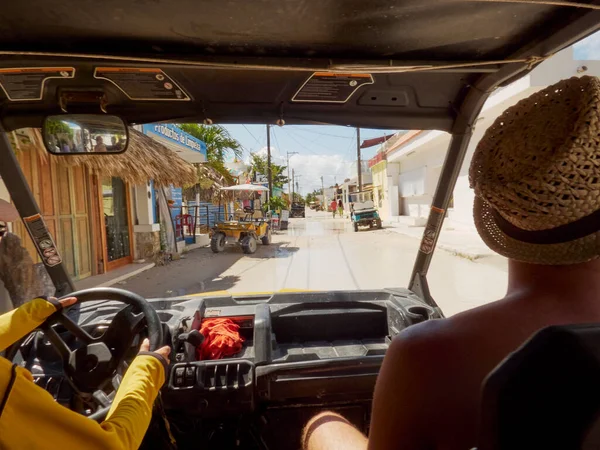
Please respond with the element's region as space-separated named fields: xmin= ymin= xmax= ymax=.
xmin=141 ymin=123 xmax=215 ymax=251
xmin=3 ymin=127 xmax=198 ymax=280
xmin=8 ymin=129 xmax=94 ymax=280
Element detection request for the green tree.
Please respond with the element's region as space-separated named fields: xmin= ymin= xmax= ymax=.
xmin=249 ymin=154 xmax=289 ymax=189
xmin=265 ymin=196 xmax=287 ymax=213
xmin=306 ymin=188 xmax=323 ymax=204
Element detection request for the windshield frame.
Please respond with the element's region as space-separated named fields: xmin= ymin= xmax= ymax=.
xmin=0 ymin=11 xmax=597 ymax=312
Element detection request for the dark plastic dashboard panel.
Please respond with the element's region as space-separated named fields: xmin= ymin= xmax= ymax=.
xmin=159 ymin=289 xmax=438 ymax=417
xmin=166 ymin=360 xmax=255 ymax=416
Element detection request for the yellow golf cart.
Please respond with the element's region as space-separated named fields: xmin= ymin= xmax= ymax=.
xmin=211 ymin=184 xmax=272 ymax=254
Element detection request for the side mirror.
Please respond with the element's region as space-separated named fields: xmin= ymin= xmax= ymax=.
xmin=42 ymin=114 xmax=129 ymax=155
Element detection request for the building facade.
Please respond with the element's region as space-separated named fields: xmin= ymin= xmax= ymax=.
xmin=1 ymin=126 xmax=198 ymax=283
xmin=371 ymin=47 xmax=599 ymax=229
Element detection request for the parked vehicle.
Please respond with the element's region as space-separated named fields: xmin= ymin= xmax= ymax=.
xmin=350 ymin=191 xmax=382 ymax=232
xmin=290 ymin=202 xmax=305 ymax=218
xmin=211 ymin=185 xmax=271 ymax=254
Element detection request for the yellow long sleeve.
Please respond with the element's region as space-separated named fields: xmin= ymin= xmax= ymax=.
xmin=102 ymin=354 xmax=167 ymax=448
xmin=0 ymin=353 xmax=165 ymax=449
xmin=0 ymin=297 xmax=56 ymax=351
xmin=0 ymin=299 xmax=167 ymax=450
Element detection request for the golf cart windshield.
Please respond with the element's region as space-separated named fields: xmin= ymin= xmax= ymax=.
xmin=0 ymin=1 xmax=596 ymax=313
xmin=0 ymin=4 xmax=598 ymax=450
xmin=349 ymin=192 xmax=375 ymax=211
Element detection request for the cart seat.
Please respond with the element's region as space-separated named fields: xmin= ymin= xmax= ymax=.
xmin=477 ymin=324 xmax=600 ymax=450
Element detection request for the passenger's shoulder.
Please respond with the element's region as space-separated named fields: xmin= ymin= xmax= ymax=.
xmin=390 ymin=301 xmax=510 ymax=362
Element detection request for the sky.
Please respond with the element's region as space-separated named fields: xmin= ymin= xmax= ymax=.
xmin=574 ymin=31 xmax=600 ymax=60
xmin=222 ymin=31 xmax=600 ymax=195
xmin=223 ymin=125 xmax=399 ymax=195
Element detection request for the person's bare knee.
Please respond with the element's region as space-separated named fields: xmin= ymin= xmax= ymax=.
xmin=302 ymin=411 xmax=368 ymax=450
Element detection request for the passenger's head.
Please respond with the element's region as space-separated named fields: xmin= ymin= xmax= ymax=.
xmin=95 ymin=136 xmax=103 ymax=145
xmin=469 ymin=76 xmax=600 ymax=265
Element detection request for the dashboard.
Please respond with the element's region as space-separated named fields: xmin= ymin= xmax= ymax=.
xmin=22 ymin=288 xmax=439 ymax=450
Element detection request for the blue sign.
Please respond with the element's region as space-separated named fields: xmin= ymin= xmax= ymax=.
xmin=170 ymin=186 xmax=184 ymax=241
xmin=170 ymin=186 xmax=183 ymax=207
xmin=142 ymin=123 xmax=207 ymax=157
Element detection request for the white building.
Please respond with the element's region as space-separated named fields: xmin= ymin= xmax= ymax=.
xmin=373 ymin=47 xmax=599 ymax=230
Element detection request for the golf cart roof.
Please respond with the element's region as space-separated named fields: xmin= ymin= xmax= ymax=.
xmin=221 ymin=184 xmax=269 ymax=192
xmin=0 ymin=1 xmax=598 ymax=131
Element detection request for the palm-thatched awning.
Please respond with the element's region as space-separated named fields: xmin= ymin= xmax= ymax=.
xmin=11 ymin=128 xmax=231 ymax=192
xmin=63 ymin=128 xmax=197 ymax=187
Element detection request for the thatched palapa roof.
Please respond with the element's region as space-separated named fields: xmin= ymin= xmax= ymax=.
xmin=18 ymin=128 xmax=200 ymax=187
xmin=64 ymin=128 xmax=197 ymax=186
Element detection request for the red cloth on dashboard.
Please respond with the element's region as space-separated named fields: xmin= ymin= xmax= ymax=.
xmin=197 ymin=318 xmax=244 ymax=360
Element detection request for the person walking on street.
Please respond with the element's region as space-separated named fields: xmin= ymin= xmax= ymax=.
xmin=330 ymin=199 xmax=337 ymax=218
xmin=338 ymin=199 xmax=344 ymax=218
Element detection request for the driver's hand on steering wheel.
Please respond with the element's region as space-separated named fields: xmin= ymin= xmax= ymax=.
xmin=139 ymin=338 xmax=171 ymax=364
xmin=52 ymin=296 xmax=78 ymax=309
xmin=51 ymin=297 xmax=171 ymax=364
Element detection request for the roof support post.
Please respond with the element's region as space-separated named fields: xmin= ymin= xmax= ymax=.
xmin=407 ymin=86 xmax=489 ymax=315
xmin=0 ymin=128 xmax=75 ymax=297
xmin=407 ymin=10 xmax=600 ymax=314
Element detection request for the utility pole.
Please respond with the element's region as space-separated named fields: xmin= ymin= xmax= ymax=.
xmin=291 ymin=168 xmax=295 ymax=202
xmin=357 ymin=127 xmax=363 ymax=192
xmin=266 ymin=124 xmax=272 ymax=202
xmin=295 ymin=175 xmax=302 ymax=201
xmin=286 ymin=151 xmax=298 ymax=202
xmin=321 ymin=175 xmax=325 ymax=204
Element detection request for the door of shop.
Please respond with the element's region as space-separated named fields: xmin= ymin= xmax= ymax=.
xmin=102 ymin=177 xmax=132 ymax=270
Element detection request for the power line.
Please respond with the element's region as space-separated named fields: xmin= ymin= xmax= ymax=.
xmin=242 ymin=124 xmax=263 ymax=150
xmin=271 ymin=127 xmax=283 ymax=157
xmin=282 ymin=128 xmax=319 ymax=155
xmin=292 ymin=127 xmax=355 ymax=139
xmin=285 ymin=128 xmax=334 ymax=154
xmin=343 ymin=129 xmax=356 ymax=158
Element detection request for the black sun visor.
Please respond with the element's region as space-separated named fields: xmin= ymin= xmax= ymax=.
xmin=0 ymin=0 xmax=597 ymax=131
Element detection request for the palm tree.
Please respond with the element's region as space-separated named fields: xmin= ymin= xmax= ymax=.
xmin=178 ymin=123 xmax=242 ymax=203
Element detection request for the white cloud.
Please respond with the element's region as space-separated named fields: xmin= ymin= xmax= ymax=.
xmin=288 ymin=154 xmax=353 ymax=194
xmin=246 ymin=146 xmax=286 ymax=166
xmin=574 ymin=32 xmax=600 ymax=60
xmin=245 ymin=147 xmax=355 ymax=194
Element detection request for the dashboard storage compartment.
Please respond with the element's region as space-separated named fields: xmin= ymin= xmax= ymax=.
xmin=271 ymin=303 xmax=388 ymax=343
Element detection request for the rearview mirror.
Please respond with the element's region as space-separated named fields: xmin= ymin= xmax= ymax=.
xmin=42 ymin=114 xmax=128 ymax=155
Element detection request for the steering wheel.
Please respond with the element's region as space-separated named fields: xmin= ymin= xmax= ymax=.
xmin=35 ymin=288 xmax=163 ymax=420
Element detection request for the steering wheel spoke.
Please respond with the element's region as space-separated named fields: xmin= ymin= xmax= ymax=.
xmin=40 ymin=323 xmax=73 ymax=362
xmin=100 ymin=305 xmax=146 ymax=359
xmin=54 ymin=313 xmax=96 ymax=344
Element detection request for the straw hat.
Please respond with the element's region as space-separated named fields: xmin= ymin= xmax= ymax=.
xmin=0 ymin=199 xmax=18 ymax=222
xmin=469 ymin=76 xmax=600 ymax=265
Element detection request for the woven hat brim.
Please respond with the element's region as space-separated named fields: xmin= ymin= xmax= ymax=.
xmin=474 ymin=196 xmax=600 ymax=265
